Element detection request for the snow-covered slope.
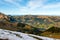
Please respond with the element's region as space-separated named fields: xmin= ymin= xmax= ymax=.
xmin=0 ymin=29 xmax=60 ymax=40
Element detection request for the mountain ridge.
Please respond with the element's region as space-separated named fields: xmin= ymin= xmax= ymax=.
xmin=0 ymin=12 xmax=60 ymax=39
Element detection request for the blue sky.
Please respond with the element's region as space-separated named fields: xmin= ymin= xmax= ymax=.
xmin=0 ymin=0 xmax=60 ymax=15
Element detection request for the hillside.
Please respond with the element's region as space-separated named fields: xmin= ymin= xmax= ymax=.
xmin=41 ymin=27 xmax=60 ymax=39
xmin=0 ymin=12 xmax=60 ymax=39
xmin=0 ymin=29 xmax=59 ymax=40
xmin=0 ymin=13 xmax=43 ymax=35
xmin=0 ymin=12 xmax=9 ymax=22
xmin=0 ymin=21 xmax=43 ymax=35
xmin=1 ymin=12 xmax=60 ymax=29
xmin=13 ymin=15 xmax=60 ymax=29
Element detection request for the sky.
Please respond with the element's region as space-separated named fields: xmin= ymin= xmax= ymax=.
xmin=0 ymin=0 xmax=60 ymax=15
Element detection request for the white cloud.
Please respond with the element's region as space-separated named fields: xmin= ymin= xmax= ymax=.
xmin=19 ymin=0 xmax=60 ymax=15
xmin=1 ymin=0 xmax=60 ymax=15
xmin=3 ymin=0 xmax=22 ymax=8
xmin=19 ymin=0 xmax=45 ymax=14
xmin=4 ymin=0 xmax=22 ymax=3
xmin=26 ymin=0 xmax=46 ymax=10
xmin=4 ymin=0 xmax=14 ymax=3
xmin=42 ymin=2 xmax=60 ymax=9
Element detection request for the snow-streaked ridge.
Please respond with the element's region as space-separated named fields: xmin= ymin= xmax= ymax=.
xmin=0 ymin=29 xmax=60 ymax=40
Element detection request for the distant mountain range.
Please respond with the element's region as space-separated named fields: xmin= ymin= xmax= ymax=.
xmin=0 ymin=12 xmax=60 ymax=39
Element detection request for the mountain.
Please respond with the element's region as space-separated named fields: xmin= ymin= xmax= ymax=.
xmin=0 ymin=12 xmax=9 ymax=22
xmin=1 ymin=12 xmax=60 ymax=29
xmin=0 ymin=29 xmax=60 ymax=40
xmin=0 ymin=12 xmax=60 ymax=39
xmin=41 ymin=27 xmax=60 ymax=39
xmin=0 ymin=12 xmax=16 ymax=22
xmin=12 ymin=15 xmax=60 ymax=29
xmin=45 ymin=27 xmax=60 ymax=33
xmin=0 ymin=12 xmax=43 ymax=35
xmin=0 ymin=20 xmax=43 ymax=35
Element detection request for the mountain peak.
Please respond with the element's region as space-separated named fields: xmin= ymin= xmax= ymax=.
xmin=0 ymin=12 xmax=6 ymax=15
xmin=0 ymin=12 xmax=9 ymax=22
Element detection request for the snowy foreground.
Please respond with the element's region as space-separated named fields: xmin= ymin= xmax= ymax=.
xmin=0 ymin=29 xmax=60 ymax=40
